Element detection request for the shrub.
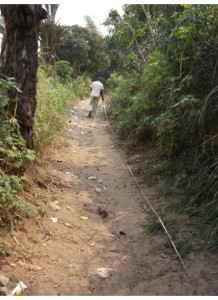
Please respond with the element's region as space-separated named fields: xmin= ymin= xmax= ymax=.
xmin=0 ymin=77 xmax=33 ymax=212
xmin=55 ymin=60 xmax=73 ymax=83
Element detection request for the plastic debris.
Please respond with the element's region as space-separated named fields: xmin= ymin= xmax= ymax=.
xmin=11 ymin=281 xmax=27 ymax=296
xmin=80 ymin=216 xmax=88 ymax=220
xmin=95 ymin=186 xmax=102 ymax=194
xmin=89 ymin=242 xmax=95 ymax=247
xmin=88 ymin=176 xmax=97 ymax=180
xmin=51 ymin=217 xmax=58 ymax=223
xmin=102 ymin=185 xmax=107 ymax=190
xmin=97 ymin=268 xmax=113 ymax=279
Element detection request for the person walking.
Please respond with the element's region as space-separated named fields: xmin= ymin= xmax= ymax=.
xmin=87 ymin=78 xmax=104 ymax=117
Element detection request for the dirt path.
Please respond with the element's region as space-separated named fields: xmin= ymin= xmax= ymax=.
xmin=1 ymin=98 xmax=218 ymax=296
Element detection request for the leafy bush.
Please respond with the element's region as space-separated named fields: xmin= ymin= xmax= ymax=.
xmin=0 ymin=77 xmax=35 ymax=175
xmin=107 ymin=51 xmax=172 ymax=145
xmin=0 ymin=171 xmax=28 ymax=210
xmin=0 ymin=77 xmax=33 ymax=212
xmin=107 ymin=5 xmax=218 ymax=246
xmin=0 ymin=117 xmax=35 ymax=174
xmin=55 ymin=60 xmax=73 ymax=83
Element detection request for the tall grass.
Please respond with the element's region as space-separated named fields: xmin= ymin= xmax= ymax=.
xmin=34 ymin=66 xmax=89 ymax=155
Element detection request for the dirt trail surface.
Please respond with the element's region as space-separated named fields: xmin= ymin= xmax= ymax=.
xmin=1 ymin=98 xmax=218 ymax=296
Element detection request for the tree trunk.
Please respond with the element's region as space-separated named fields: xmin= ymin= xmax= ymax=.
xmin=0 ymin=5 xmax=47 ymax=149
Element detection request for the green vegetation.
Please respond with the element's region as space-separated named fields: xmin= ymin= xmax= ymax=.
xmin=0 ymin=64 xmax=89 ymax=222
xmin=35 ymin=65 xmax=73 ymax=154
xmin=105 ymin=4 xmax=218 ymax=247
xmin=0 ymin=4 xmax=92 ymax=252
xmin=56 ymin=24 xmax=110 ymax=79
xmin=0 ymin=4 xmax=217 ymax=249
xmin=0 ymin=77 xmax=34 ymax=214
